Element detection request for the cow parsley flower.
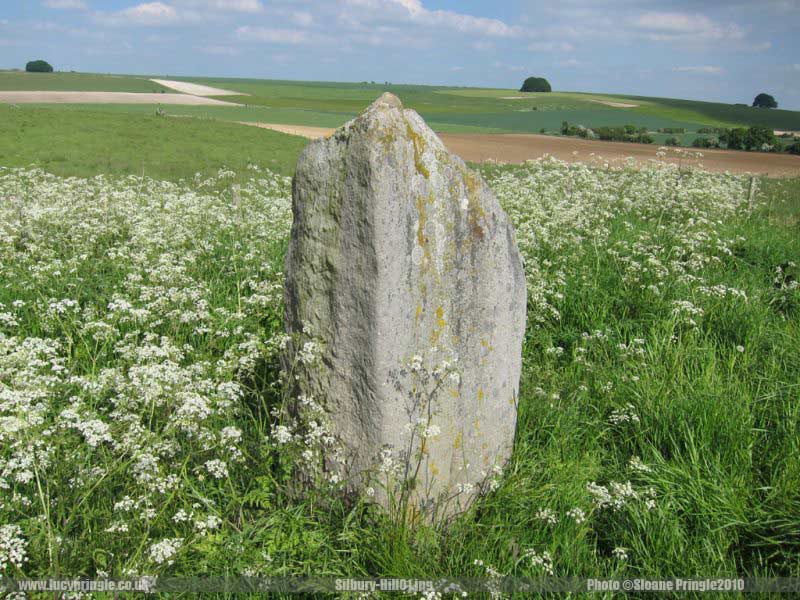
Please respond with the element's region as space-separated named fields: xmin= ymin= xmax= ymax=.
xmin=0 ymin=525 xmax=28 ymax=571
xmin=148 ymin=538 xmax=183 ymax=565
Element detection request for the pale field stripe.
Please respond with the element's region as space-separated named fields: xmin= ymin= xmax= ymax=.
xmin=241 ymin=122 xmax=336 ymax=139
xmin=150 ymin=79 xmax=246 ymax=97
xmin=586 ymin=99 xmax=639 ymax=108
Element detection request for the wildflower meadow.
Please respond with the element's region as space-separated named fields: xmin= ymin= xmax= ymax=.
xmin=0 ymin=157 xmax=798 ymax=591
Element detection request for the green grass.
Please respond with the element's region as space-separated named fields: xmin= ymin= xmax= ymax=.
xmin=0 ymin=104 xmax=307 ymax=180
xmin=0 ymin=71 xmax=170 ymax=93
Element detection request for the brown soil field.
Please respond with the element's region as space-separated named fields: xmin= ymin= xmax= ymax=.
xmin=0 ymin=91 xmax=238 ymax=106
xmin=244 ymin=123 xmax=800 ymax=177
xmin=441 ymin=133 xmax=800 ymax=177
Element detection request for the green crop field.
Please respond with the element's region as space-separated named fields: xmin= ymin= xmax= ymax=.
xmin=4 ymin=71 xmax=800 ymax=136
xmin=0 ymin=71 xmax=170 ymax=93
xmin=165 ymin=75 xmax=800 ymax=131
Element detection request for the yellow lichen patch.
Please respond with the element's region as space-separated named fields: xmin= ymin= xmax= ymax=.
xmin=415 ymin=303 xmax=423 ymax=322
xmin=453 ymin=431 xmax=462 ymax=450
xmin=415 ymin=194 xmax=435 ymax=276
xmin=477 ymin=387 xmax=484 ymax=402
xmin=406 ymin=121 xmax=430 ymax=179
xmin=449 ymin=388 xmax=459 ymax=398
xmin=429 ymin=304 xmax=446 ymax=345
xmin=463 ymin=170 xmax=487 ymax=241
xmin=377 ymin=129 xmax=396 ymax=153
xmin=430 ymin=462 xmax=439 ymax=477
xmin=415 ymin=196 xmax=427 ymax=248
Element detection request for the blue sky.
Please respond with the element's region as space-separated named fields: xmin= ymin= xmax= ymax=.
xmin=1 ymin=0 xmax=799 ymax=108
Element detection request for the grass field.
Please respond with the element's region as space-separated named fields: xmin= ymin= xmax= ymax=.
xmin=4 ymin=71 xmax=800 ymax=136
xmin=169 ymin=75 xmax=800 ymax=130
xmin=0 ymin=104 xmax=306 ymax=180
xmin=0 ymin=71 xmax=169 ymax=93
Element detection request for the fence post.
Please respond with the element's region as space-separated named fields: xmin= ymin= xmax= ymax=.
xmin=747 ymin=176 xmax=756 ymax=212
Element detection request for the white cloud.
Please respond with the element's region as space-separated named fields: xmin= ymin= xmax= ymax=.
xmin=673 ymin=65 xmax=725 ymax=75
xmin=43 ymin=0 xmax=88 ymax=9
xmin=343 ymin=0 xmax=521 ymax=38
xmin=449 ymin=66 xmax=464 ymax=71
xmin=528 ymin=41 xmax=574 ymax=52
xmin=557 ymin=58 xmax=583 ymax=68
xmin=96 ymin=0 xmax=262 ymax=27
xmin=114 ymin=2 xmax=180 ymax=26
xmin=174 ymin=0 xmax=263 ymax=13
xmin=631 ymin=12 xmax=745 ymax=42
xmin=235 ymin=26 xmax=308 ymax=44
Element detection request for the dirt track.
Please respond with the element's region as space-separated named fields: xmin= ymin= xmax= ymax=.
xmin=242 ymin=122 xmax=336 ymax=139
xmin=243 ymin=122 xmax=800 ymax=177
xmin=0 ymin=91 xmax=238 ymax=106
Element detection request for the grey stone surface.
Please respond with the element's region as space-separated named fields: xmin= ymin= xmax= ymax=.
xmin=284 ymin=92 xmax=526 ymax=518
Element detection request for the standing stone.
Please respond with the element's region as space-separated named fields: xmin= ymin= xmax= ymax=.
xmin=284 ymin=93 xmax=526 ymax=518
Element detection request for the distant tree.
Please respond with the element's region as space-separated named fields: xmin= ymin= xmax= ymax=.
xmin=720 ymin=128 xmax=747 ymax=150
xmin=744 ymin=126 xmax=777 ymax=151
xmin=25 ymin=60 xmax=53 ymax=73
xmin=752 ymin=93 xmax=778 ymax=109
xmin=693 ymin=137 xmax=719 ymax=149
xmin=664 ymin=136 xmax=680 ymax=146
xmin=520 ymin=77 xmax=551 ymax=92
xmin=787 ymin=142 xmax=800 ymax=155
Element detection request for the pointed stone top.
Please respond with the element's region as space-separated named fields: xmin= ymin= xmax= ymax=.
xmin=371 ymin=92 xmax=403 ymax=110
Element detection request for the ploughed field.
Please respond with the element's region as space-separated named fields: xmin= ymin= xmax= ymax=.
xmin=243 ymin=122 xmax=800 ymax=177
xmin=1 ymin=160 xmax=798 ymax=580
